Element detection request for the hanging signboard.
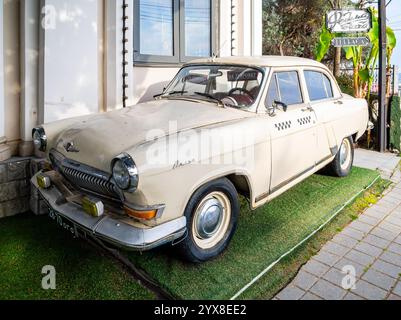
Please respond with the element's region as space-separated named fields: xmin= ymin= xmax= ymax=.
xmin=326 ymin=10 xmax=372 ymax=33
xmin=332 ymin=36 xmax=371 ymax=47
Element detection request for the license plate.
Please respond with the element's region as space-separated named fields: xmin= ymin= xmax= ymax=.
xmin=49 ymin=208 xmax=79 ymax=238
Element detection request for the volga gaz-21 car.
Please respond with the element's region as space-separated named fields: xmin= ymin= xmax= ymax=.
xmin=32 ymin=56 xmax=369 ymax=262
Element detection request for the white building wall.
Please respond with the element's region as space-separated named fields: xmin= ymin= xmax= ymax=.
xmin=132 ymin=67 xmax=179 ymax=105
xmin=40 ymin=0 xmax=101 ymax=123
xmin=0 ymin=0 xmax=263 ymax=160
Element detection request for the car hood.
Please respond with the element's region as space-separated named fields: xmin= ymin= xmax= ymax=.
xmin=50 ymin=99 xmax=253 ymax=171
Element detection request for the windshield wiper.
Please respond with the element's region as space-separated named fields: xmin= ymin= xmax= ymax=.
xmin=193 ymin=92 xmax=224 ymax=107
xmin=168 ymin=90 xmax=188 ymax=96
xmin=154 ymin=90 xmax=188 ymax=99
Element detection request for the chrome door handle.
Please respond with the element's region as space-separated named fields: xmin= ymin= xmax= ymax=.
xmin=334 ymin=100 xmax=344 ymax=105
xmin=302 ymin=106 xmax=314 ymax=112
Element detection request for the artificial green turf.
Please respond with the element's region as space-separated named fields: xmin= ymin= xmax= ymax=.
xmin=0 ymin=214 xmax=155 ymax=300
xmin=125 ymin=167 xmax=380 ymax=300
xmin=240 ymin=178 xmax=390 ymax=299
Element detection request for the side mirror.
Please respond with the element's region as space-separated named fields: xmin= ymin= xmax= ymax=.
xmin=266 ymin=103 xmax=277 ymax=117
xmin=274 ymin=100 xmax=288 ymax=112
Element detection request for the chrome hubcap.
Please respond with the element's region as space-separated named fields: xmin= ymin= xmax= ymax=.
xmin=339 ymin=139 xmax=351 ymax=170
xmin=195 ymin=199 xmax=224 ymax=239
xmin=192 ymin=192 xmax=231 ymax=249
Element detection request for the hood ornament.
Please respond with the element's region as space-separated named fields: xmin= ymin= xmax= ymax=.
xmin=64 ymin=141 xmax=80 ymax=153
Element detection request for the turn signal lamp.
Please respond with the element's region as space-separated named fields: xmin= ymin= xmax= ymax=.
xmin=82 ymin=197 xmax=104 ymax=218
xmin=124 ymin=206 xmax=157 ymax=220
xmin=37 ymin=174 xmax=51 ymax=189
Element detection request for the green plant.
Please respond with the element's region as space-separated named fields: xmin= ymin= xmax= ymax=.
xmin=316 ymin=7 xmax=397 ymax=99
xmin=316 ymin=17 xmax=334 ymax=62
xmin=336 ymin=74 xmax=354 ymax=96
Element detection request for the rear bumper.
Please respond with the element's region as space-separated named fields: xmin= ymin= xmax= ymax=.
xmin=31 ymin=172 xmax=187 ymax=251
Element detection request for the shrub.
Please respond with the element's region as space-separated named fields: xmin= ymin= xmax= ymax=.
xmin=389 ymin=95 xmax=401 ymax=152
xmin=336 ymin=74 xmax=354 ymax=97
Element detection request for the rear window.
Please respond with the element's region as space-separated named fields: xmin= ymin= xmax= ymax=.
xmin=304 ymin=71 xmax=334 ymax=101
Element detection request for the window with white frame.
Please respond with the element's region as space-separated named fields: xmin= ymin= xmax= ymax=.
xmin=134 ymin=0 xmax=214 ymax=64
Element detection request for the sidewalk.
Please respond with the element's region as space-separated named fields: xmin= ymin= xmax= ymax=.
xmin=275 ymin=149 xmax=401 ymax=300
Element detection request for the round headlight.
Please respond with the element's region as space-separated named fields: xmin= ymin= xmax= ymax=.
xmin=111 ymin=154 xmax=139 ymax=192
xmin=32 ymin=127 xmax=47 ymax=152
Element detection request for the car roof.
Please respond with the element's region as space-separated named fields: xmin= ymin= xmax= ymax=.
xmin=186 ymin=56 xmax=330 ymax=70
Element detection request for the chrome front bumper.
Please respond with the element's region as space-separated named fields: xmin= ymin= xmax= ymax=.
xmin=31 ymin=172 xmax=187 ymax=251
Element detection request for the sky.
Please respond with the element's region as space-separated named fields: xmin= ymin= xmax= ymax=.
xmin=387 ymin=0 xmax=401 ymax=69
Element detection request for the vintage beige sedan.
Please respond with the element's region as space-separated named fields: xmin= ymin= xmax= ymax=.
xmin=31 ymin=56 xmax=368 ymax=262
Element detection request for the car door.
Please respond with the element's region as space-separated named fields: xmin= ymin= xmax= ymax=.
xmin=303 ymin=70 xmax=339 ymax=161
xmin=267 ymin=70 xmax=318 ymax=194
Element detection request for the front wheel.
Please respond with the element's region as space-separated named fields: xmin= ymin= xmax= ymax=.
xmin=177 ymin=178 xmax=239 ymax=263
xmin=329 ymin=137 xmax=354 ymax=177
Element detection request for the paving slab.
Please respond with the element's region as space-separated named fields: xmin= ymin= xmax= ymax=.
xmin=350 ymin=280 xmax=387 ymax=300
xmin=275 ymin=150 xmax=401 ymax=300
xmin=362 ymin=269 xmax=398 ymax=291
xmin=393 ymin=281 xmax=401 ymax=296
xmin=292 ymin=271 xmax=319 ymax=291
xmin=309 ymin=279 xmax=347 ymax=300
xmin=276 ymin=286 xmax=305 ymax=300
xmin=371 ymin=259 xmax=401 ymax=279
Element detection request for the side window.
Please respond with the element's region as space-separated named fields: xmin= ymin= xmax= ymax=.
xmin=276 ymin=72 xmax=303 ymax=105
xmin=304 ymin=71 xmax=334 ymax=101
xmin=266 ymin=74 xmax=280 ymax=108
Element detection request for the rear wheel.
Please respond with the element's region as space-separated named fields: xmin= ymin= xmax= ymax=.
xmin=329 ymin=136 xmax=354 ymax=177
xmin=177 ymin=178 xmax=239 ymax=263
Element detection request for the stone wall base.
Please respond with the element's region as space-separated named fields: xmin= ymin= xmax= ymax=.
xmin=0 ymin=157 xmax=47 ymax=218
xmin=0 ymin=144 xmax=12 ymax=162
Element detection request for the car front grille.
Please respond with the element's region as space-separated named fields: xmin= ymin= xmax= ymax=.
xmin=61 ymin=166 xmax=119 ymax=199
xmin=50 ymin=150 xmax=120 ymax=201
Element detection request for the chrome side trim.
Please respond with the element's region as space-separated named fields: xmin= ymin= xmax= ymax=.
xmin=270 ymin=165 xmax=315 ymax=194
xmin=31 ymin=172 xmax=187 ymax=251
xmin=255 ymin=192 xmax=269 ymax=203
xmin=316 ymin=155 xmax=334 ymax=166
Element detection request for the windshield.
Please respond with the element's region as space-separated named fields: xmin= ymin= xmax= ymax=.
xmin=159 ymin=65 xmax=264 ymax=109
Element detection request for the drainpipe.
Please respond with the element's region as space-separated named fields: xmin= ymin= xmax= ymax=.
xmin=122 ymin=0 xmax=129 ymax=108
xmin=231 ymin=0 xmax=236 ymax=56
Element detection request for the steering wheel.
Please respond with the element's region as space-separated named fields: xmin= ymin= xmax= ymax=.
xmin=228 ymin=88 xmax=254 ymax=100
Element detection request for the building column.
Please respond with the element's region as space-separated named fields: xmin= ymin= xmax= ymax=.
xmin=105 ymin=0 xmax=134 ymax=111
xmin=251 ymin=0 xmax=263 ymax=56
xmin=19 ymin=0 xmax=40 ymax=157
xmin=0 ymin=0 xmax=11 ymax=162
xmin=223 ymin=0 xmax=262 ymax=57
